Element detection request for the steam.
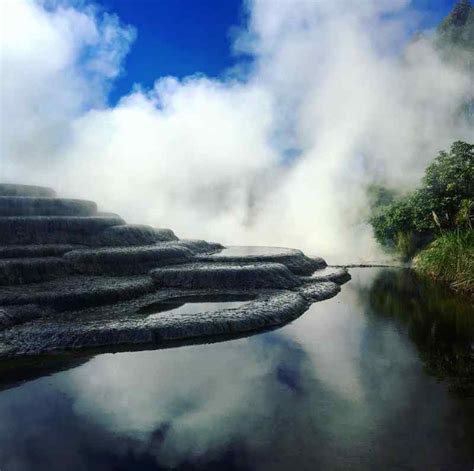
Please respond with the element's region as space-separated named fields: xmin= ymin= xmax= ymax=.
xmin=1 ymin=0 xmax=472 ymax=261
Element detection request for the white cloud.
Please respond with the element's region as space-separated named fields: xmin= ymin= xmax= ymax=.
xmin=1 ymin=0 xmax=472 ymax=261
xmin=0 ymin=0 xmax=134 ymax=179
xmin=65 ymin=339 xmax=284 ymax=466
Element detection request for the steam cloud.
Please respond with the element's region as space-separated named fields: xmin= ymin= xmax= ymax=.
xmin=1 ymin=0 xmax=472 ymax=261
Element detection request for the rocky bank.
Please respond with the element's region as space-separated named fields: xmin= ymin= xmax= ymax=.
xmin=0 ymin=183 xmax=350 ymax=359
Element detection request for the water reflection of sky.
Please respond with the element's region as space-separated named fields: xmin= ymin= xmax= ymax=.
xmin=1 ymin=269 xmax=473 ymax=470
xmin=142 ymin=300 xmax=252 ymax=318
xmin=211 ymin=246 xmax=290 ymax=257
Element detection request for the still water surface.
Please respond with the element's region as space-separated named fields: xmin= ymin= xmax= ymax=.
xmin=0 ymin=268 xmax=473 ymax=470
xmin=210 ymin=246 xmax=290 ymax=257
xmin=137 ymin=294 xmax=257 ymax=317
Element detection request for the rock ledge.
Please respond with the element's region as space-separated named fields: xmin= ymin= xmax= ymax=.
xmin=0 ymin=183 xmax=350 ymax=358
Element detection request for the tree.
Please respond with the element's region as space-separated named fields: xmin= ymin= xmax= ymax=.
xmin=369 ymin=141 xmax=474 ymax=257
xmin=422 ymin=141 xmax=474 ymax=228
xmin=437 ymin=0 xmax=473 ymax=49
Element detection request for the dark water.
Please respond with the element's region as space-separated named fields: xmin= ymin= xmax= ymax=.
xmin=1 ymin=268 xmax=473 ymax=471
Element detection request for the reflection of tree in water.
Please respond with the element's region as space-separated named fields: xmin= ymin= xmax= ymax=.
xmin=363 ymin=268 xmax=474 ymax=396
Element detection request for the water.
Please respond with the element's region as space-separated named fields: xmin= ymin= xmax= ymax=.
xmin=211 ymin=246 xmax=291 ymax=257
xmin=138 ymin=295 xmax=256 ymax=317
xmin=0 ymin=268 xmax=473 ymax=470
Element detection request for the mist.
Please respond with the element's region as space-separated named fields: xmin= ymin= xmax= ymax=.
xmin=1 ymin=0 xmax=472 ymax=261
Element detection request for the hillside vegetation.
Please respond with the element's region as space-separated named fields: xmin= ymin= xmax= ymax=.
xmin=368 ymin=1 xmax=474 ymax=295
xmin=369 ymin=141 xmax=473 ymax=294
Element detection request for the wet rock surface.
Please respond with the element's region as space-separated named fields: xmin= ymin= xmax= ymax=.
xmin=198 ymin=246 xmax=326 ymax=275
xmin=92 ymin=224 xmax=178 ymax=246
xmin=0 ymin=184 xmax=56 ymax=198
xmin=0 ymin=256 xmax=71 ymax=285
xmin=0 ymin=215 xmax=125 ymax=245
xmin=64 ymin=245 xmax=194 ymax=275
xmin=0 ymin=183 xmax=350 ymax=359
xmin=309 ymin=266 xmax=351 ymax=284
xmin=0 ymin=197 xmax=97 ymax=217
xmin=150 ymin=262 xmax=303 ymax=289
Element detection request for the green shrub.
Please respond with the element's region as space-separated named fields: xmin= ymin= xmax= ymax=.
xmin=369 ymin=141 xmax=474 ymax=257
xmin=422 ymin=141 xmax=474 ymax=229
xmin=414 ymin=230 xmax=474 ymax=295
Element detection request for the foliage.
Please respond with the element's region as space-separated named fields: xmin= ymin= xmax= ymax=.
xmin=437 ymin=0 xmax=474 ymax=52
xmin=368 ymin=2 xmax=474 ymax=291
xmin=436 ymin=0 xmax=474 ymax=124
xmin=366 ymin=183 xmax=397 ymax=215
xmin=414 ymin=230 xmax=474 ymax=295
xmin=369 ymin=141 xmax=474 ymax=258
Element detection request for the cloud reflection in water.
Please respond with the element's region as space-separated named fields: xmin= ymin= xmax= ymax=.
xmin=0 ymin=268 xmax=473 ymax=470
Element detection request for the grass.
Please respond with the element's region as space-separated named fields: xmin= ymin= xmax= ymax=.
xmin=414 ymin=230 xmax=474 ymax=296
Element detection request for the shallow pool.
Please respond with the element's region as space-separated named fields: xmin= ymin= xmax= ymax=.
xmin=211 ymin=245 xmax=292 ymax=257
xmin=138 ymin=294 xmax=256 ymax=317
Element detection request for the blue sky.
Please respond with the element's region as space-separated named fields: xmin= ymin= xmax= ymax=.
xmin=99 ymin=0 xmax=243 ymax=102
xmin=97 ymin=0 xmax=459 ymax=104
